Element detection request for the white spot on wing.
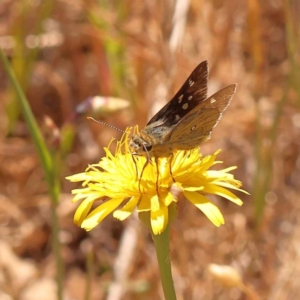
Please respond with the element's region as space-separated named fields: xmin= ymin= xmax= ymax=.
xmin=175 ymin=114 xmax=180 ymax=121
xmin=188 ymin=79 xmax=195 ymax=86
xmin=211 ymin=98 xmax=216 ymax=104
xmin=188 ymin=96 xmax=193 ymax=100
xmin=178 ymin=94 xmax=183 ymax=103
xmin=182 ymin=103 xmax=188 ymax=110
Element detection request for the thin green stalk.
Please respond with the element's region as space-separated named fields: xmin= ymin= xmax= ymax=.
xmin=86 ymin=2 xmax=128 ymax=96
xmin=1 ymin=50 xmax=54 ymax=194
xmin=1 ymin=49 xmax=63 ymax=300
xmin=254 ymin=0 xmax=298 ymax=225
xmin=50 ymin=202 xmax=64 ymax=299
xmin=84 ymin=251 xmax=94 ymax=300
xmin=7 ymin=0 xmax=55 ymax=132
xmin=283 ymin=0 xmax=300 ymax=104
xmin=253 ymin=86 xmax=288 ymax=225
xmin=253 ymin=83 xmax=288 ymax=225
xmin=152 ymin=223 xmax=177 ymax=300
xmin=262 ymin=83 xmax=288 ymax=196
xmin=139 ymin=208 xmax=177 ymax=300
xmin=253 ymin=101 xmax=264 ymax=224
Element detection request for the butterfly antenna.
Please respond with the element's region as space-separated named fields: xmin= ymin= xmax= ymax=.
xmin=87 ymin=117 xmax=125 ymax=133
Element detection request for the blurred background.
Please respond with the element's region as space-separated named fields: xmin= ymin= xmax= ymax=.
xmin=0 ymin=0 xmax=300 ymax=299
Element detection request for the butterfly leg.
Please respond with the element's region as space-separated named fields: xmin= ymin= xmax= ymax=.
xmin=131 ymin=155 xmax=149 ymax=208
xmin=131 ymin=154 xmax=154 ymax=193
xmin=131 ymin=153 xmax=139 ymax=179
xmin=132 ymin=154 xmax=143 ymax=193
xmin=169 ymin=153 xmax=175 ymax=182
xmin=155 ymin=157 xmax=160 ymax=195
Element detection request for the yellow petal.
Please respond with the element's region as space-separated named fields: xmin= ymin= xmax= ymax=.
xmin=151 ymin=203 xmax=168 ymax=235
xmin=113 ymin=196 xmax=139 ymax=220
xmin=184 ymin=191 xmax=225 ymax=227
xmin=137 ymin=194 xmax=151 ymax=211
xmin=151 ymin=194 xmax=160 ymax=212
xmin=182 ymin=186 xmax=204 ymax=192
xmin=152 ymin=191 xmax=174 ymax=208
xmin=163 ymin=191 xmax=175 ymax=206
xmin=213 ymin=181 xmax=249 ymax=194
xmin=81 ymin=198 xmax=124 ymax=230
xmin=74 ymin=200 xmax=94 ymax=226
xmin=65 ymin=173 xmax=85 ymax=182
xmin=203 ymin=184 xmax=243 ymax=206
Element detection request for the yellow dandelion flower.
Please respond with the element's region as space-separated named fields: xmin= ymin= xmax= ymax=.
xmin=66 ymin=128 xmax=247 ymax=235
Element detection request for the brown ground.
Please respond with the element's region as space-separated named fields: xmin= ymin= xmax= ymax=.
xmin=0 ymin=1 xmax=300 ymax=299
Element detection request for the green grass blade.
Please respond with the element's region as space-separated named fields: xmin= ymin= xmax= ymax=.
xmin=0 ymin=48 xmax=63 ymax=300
xmin=0 ymin=49 xmax=58 ymax=199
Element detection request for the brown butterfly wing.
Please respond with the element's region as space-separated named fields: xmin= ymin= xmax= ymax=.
xmin=168 ymin=84 xmax=236 ymax=149
xmin=146 ymin=61 xmax=208 ymax=129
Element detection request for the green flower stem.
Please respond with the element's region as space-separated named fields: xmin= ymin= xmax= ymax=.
xmin=151 ymin=223 xmax=177 ymax=300
xmin=84 ymin=251 xmax=94 ymax=300
xmin=139 ymin=206 xmax=177 ymax=300
xmin=50 ymin=202 xmax=64 ymax=300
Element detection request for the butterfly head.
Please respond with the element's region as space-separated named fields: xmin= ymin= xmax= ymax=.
xmin=129 ymin=134 xmax=153 ymax=155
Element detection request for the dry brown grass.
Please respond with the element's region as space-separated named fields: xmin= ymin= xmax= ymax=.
xmin=0 ymin=0 xmax=300 ymax=299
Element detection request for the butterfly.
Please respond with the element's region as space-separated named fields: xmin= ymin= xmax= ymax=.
xmin=129 ymin=61 xmax=236 ymax=158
